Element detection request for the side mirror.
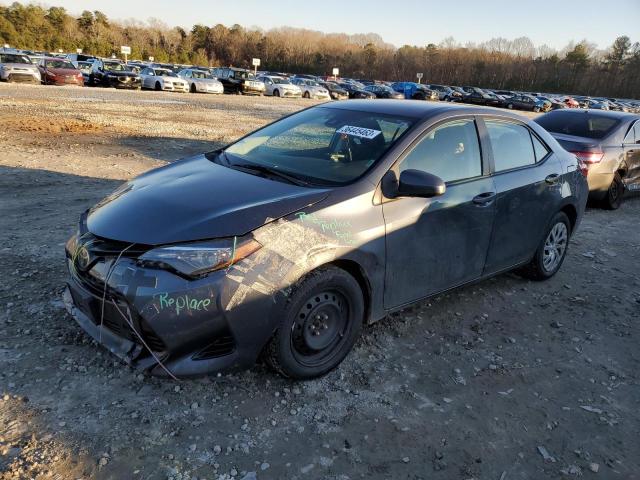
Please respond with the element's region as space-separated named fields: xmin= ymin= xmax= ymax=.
xmin=397 ymin=169 xmax=446 ymax=198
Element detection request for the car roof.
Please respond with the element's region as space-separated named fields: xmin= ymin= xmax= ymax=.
xmin=318 ymin=99 xmax=535 ymax=121
xmin=540 ymin=108 xmax=639 ymax=121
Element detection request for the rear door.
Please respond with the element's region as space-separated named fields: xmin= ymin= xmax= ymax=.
xmin=623 ymin=120 xmax=640 ymax=190
xmin=480 ymin=117 xmax=563 ymax=274
xmin=383 ymin=117 xmax=497 ymax=308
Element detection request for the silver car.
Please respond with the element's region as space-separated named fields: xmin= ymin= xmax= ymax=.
xmin=177 ymin=69 xmax=224 ymax=94
xmin=140 ymin=67 xmax=189 ymax=92
xmin=258 ymin=75 xmax=302 ymax=98
xmin=0 ymin=53 xmax=41 ymax=83
xmin=291 ymin=78 xmax=330 ymax=100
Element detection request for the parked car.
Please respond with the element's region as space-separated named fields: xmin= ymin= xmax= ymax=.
xmin=319 ymin=81 xmax=349 ymax=100
xmin=390 ymin=82 xmax=438 ymax=101
xmin=583 ymin=99 xmax=610 ymax=110
xmin=462 ymin=91 xmax=506 ymax=108
xmin=363 ymin=84 xmax=404 ymax=99
xmin=535 ymin=109 xmax=640 ymax=209
xmin=427 ymin=84 xmax=458 ymax=101
xmin=140 ymin=67 xmax=188 ymax=92
xmin=257 ymin=75 xmax=302 ymax=98
xmin=66 ymin=53 xmax=98 ymax=66
xmin=561 ymin=96 xmax=580 ymax=108
xmin=291 ymin=78 xmax=330 ymax=99
xmin=505 ymin=94 xmax=550 ymax=112
xmin=337 ymin=82 xmax=376 ymax=99
xmin=178 ymin=68 xmax=224 ymax=94
xmin=0 ymin=53 xmax=41 ymax=83
xmin=210 ymin=67 xmax=265 ymax=95
xmin=89 ymin=59 xmax=141 ymax=89
xmin=63 ymin=101 xmax=587 ymax=380
xmin=537 ymin=96 xmax=566 ymax=110
xmin=76 ymin=61 xmax=93 ymax=83
xmin=37 ymin=57 xmax=83 ymax=86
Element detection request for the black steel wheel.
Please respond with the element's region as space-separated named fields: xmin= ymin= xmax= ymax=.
xmin=265 ymin=266 xmax=364 ymax=379
xmin=603 ymin=173 xmax=624 ymax=210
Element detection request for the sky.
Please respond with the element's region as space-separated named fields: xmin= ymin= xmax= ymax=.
xmin=12 ymin=0 xmax=640 ymax=50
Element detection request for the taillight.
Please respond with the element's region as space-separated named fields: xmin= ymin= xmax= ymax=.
xmin=570 ymin=151 xmax=604 ymax=177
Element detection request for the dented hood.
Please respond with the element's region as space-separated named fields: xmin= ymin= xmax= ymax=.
xmin=87 ymin=154 xmax=329 ymax=245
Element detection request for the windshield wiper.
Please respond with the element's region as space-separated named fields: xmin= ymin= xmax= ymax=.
xmin=230 ymin=162 xmax=310 ymax=187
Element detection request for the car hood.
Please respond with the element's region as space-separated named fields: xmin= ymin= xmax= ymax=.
xmin=87 ymin=154 xmax=330 ymax=245
xmin=47 ymin=67 xmax=80 ymax=75
xmin=1 ymin=63 xmax=37 ymax=70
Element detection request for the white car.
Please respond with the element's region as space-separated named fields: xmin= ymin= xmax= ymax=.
xmin=257 ymin=75 xmax=302 ymax=98
xmin=178 ymin=69 xmax=224 ymax=94
xmin=291 ymin=78 xmax=330 ymax=100
xmin=140 ymin=67 xmax=188 ymax=92
xmin=0 ymin=52 xmax=41 ymax=83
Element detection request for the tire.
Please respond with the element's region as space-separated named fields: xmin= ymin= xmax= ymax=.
xmin=519 ymin=211 xmax=571 ymax=281
xmin=602 ymin=172 xmax=624 ymax=210
xmin=533 ymin=106 xmax=541 ymax=113
xmin=507 ymin=103 xmax=513 ymax=109
xmin=88 ymin=74 xmax=95 ymax=87
xmin=265 ymin=266 xmax=364 ymax=379
xmin=273 ymin=89 xmax=280 ymax=97
xmin=413 ymin=93 xmax=425 ymax=100
xmin=190 ymin=83 xmax=196 ymax=93
xmin=155 ymin=81 xmax=161 ymax=91
xmin=303 ymin=91 xmax=310 ymax=99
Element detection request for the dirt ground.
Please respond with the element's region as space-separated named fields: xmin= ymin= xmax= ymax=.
xmin=0 ymin=83 xmax=638 ymax=480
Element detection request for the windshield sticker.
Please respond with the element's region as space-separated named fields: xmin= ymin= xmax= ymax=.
xmin=336 ymin=125 xmax=382 ymax=140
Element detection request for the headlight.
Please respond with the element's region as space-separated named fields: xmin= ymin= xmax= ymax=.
xmin=138 ymin=235 xmax=262 ymax=277
xmin=65 ymin=233 xmax=79 ymax=256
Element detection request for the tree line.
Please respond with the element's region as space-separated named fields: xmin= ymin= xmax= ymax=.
xmin=1 ymin=2 xmax=639 ymax=98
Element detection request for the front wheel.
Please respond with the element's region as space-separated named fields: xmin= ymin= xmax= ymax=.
xmin=533 ymin=106 xmax=541 ymax=113
xmin=603 ymin=172 xmax=624 ymax=210
xmin=303 ymin=91 xmax=310 ymax=99
xmin=265 ymin=266 xmax=364 ymax=379
xmin=519 ymin=212 xmax=571 ymax=281
xmin=190 ymin=83 xmax=196 ymax=93
xmin=507 ymin=103 xmax=513 ymax=109
xmin=273 ymin=89 xmax=280 ymax=97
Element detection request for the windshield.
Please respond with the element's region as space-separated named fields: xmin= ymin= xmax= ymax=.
xmin=0 ymin=54 xmax=30 ymax=64
xmin=235 ymin=70 xmax=255 ymax=80
xmin=224 ymin=107 xmax=415 ymax=185
xmin=156 ymin=69 xmax=177 ymax=77
xmin=192 ymin=71 xmax=212 ymax=79
xmin=45 ymin=59 xmax=75 ymax=69
xmin=272 ymin=77 xmax=290 ymax=84
xmin=104 ymin=62 xmax=127 ymax=72
xmin=535 ymin=112 xmax=620 ymax=139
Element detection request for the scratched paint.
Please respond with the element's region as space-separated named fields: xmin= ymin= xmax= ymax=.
xmin=295 ymin=211 xmax=356 ymax=245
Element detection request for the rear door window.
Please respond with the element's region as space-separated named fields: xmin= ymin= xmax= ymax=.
xmin=531 ymin=134 xmax=550 ymax=161
xmin=485 ymin=120 xmax=536 ymax=172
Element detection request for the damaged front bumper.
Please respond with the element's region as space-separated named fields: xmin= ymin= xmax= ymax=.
xmin=63 ymin=237 xmax=279 ymax=378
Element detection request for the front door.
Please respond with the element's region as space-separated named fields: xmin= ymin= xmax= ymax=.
xmin=383 ymin=117 xmax=497 ymax=308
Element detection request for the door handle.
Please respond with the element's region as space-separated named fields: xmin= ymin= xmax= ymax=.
xmin=473 ymin=192 xmax=496 ymax=206
xmin=545 ymin=174 xmax=560 ymax=184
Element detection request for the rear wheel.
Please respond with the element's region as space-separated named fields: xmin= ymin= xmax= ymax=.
xmin=519 ymin=212 xmax=571 ymax=281
xmin=603 ymin=172 xmax=624 ymax=210
xmin=265 ymin=266 xmax=364 ymax=379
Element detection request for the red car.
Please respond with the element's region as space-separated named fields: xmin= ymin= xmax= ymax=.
xmin=38 ymin=57 xmax=84 ymax=86
xmin=562 ymin=96 xmax=580 ymax=108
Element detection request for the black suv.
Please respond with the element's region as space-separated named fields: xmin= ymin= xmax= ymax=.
xmin=210 ymin=67 xmax=265 ymax=95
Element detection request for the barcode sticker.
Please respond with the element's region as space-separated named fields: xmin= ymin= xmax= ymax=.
xmin=336 ymin=125 xmax=382 ymax=140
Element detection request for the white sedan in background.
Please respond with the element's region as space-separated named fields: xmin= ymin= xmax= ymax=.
xmin=291 ymin=78 xmax=331 ymax=100
xmin=178 ymin=69 xmax=224 ymax=94
xmin=140 ymin=67 xmax=188 ymax=92
xmin=257 ymin=75 xmax=302 ymax=98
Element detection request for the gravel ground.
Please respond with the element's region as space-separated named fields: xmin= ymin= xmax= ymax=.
xmin=0 ymin=83 xmax=639 ymax=480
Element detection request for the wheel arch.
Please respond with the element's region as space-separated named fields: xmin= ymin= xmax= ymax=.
xmin=559 ymin=202 xmax=578 ymax=233
xmin=326 ymin=259 xmax=372 ymax=324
